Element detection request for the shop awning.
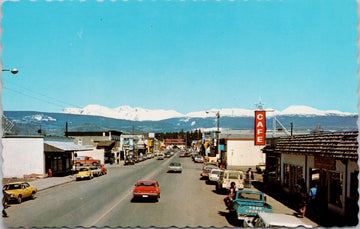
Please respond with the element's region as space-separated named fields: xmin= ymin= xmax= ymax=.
xmin=45 ymin=141 xmax=91 ymax=152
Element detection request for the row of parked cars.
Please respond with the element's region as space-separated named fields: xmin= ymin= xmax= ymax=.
xmin=75 ymin=165 xmax=107 ymax=181
xmin=2 ymin=164 xmax=108 ymax=206
xmin=124 ymin=153 xmax=157 ymax=165
xmin=198 ymin=162 xmax=313 ymax=228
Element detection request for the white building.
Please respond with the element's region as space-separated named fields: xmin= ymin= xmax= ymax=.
xmin=2 ymin=136 xmax=45 ymax=178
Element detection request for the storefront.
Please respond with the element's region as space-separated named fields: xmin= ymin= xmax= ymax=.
xmin=262 ymin=131 xmax=358 ymax=222
xmin=44 ymin=139 xmax=90 ymax=176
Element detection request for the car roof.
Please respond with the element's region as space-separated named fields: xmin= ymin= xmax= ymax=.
xmin=257 ymin=212 xmax=313 ymax=228
xmin=137 ymin=180 xmax=156 ymax=183
xmin=4 ymin=182 xmax=27 ymax=185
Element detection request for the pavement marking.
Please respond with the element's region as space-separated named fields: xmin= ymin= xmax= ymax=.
xmin=85 ymin=159 xmax=170 ymax=227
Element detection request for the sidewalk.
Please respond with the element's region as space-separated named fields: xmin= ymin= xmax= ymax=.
xmin=246 ymin=180 xmax=318 ymax=227
xmin=21 ymin=163 xmax=123 ymax=191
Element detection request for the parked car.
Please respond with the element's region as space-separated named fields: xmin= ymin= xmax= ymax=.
xmin=201 ymin=165 xmax=218 ymax=180
xmin=124 ymin=156 xmax=135 ymax=165
xmin=243 ymin=212 xmax=312 ymax=228
xmin=157 ymin=153 xmax=165 ymax=160
xmin=98 ymin=164 xmax=107 ymax=175
xmin=132 ymin=180 xmax=161 ymax=202
xmin=3 ymin=182 xmax=37 ymax=204
xmin=179 ymin=152 xmax=186 ymax=157
xmin=76 ymin=167 xmax=93 ymax=180
xmin=208 ymin=168 xmax=224 ymax=184
xmin=216 ymin=170 xmax=245 ymax=192
xmin=74 ymin=156 xmax=100 ymax=166
xmin=90 ymin=166 xmax=102 ymax=177
xmin=256 ymin=163 xmax=266 ymax=173
xmin=230 ymin=190 xmax=273 ymax=221
xmin=194 ymin=155 xmax=204 ymax=163
xmin=168 ymin=162 xmax=182 ymax=173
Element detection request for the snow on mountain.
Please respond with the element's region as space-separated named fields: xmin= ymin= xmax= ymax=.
xmin=62 ymin=104 xmax=355 ymax=121
xmin=62 ymin=105 xmax=184 ymax=121
xmin=21 ymin=114 xmax=56 ymax=123
xmin=280 ymin=105 xmax=354 ymax=116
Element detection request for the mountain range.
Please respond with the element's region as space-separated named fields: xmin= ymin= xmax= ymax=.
xmin=62 ymin=105 xmax=355 ymax=121
xmin=3 ymin=105 xmax=358 ymax=136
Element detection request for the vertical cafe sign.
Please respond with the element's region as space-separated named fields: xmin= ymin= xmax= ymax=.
xmin=254 ymin=111 xmax=266 ymax=145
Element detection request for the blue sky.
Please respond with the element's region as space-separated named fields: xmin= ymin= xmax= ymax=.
xmin=1 ymin=0 xmax=358 ymax=114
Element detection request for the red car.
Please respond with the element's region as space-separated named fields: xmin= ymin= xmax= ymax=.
xmin=132 ymin=180 xmax=161 ymax=202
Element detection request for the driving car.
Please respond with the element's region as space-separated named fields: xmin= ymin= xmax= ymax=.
xmin=157 ymin=153 xmax=165 ymax=160
xmin=168 ymin=162 xmax=182 ymax=173
xmin=132 ymin=180 xmax=161 ymax=202
xmin=3 ymin=182 xmax=37 ymax=204
xmin=76 ymin=167 xmax=93 ymax=180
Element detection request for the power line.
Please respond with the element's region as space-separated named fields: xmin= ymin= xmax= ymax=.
xmin=5 ymin=81 xmax=82 ymax=108
xmin=3 ymin=86 xmax=82 ymax=109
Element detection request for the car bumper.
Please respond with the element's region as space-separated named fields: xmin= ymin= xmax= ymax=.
xmin=133 ymin=193 xmax=159 ymax=198
xmin=168 ymin=167 xmax=182 ymax=172
xmin=76 ymin=175 xmax=90 ymax=179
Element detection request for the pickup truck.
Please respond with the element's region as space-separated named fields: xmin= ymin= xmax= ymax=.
xmin=229 ymin=190 xmax=273 ymax=221
xmin=74 ymin=156 xmax=100 ymax=166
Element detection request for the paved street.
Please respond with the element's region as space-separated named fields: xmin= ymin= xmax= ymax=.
xmin=3 ymin=152 xmax=317 ymax=227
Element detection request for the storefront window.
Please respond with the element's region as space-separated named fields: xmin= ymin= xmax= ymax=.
xmin=329 ymin=171 xmax=343 ymax=207
xmin=283 ymin=164 xmax=290 ymax=188
xmin=283 ymin=164 xmax=303 ymax=191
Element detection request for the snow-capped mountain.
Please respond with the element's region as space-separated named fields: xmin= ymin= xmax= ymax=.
xmin=62 ymin=105 xmax=184 ymax=121
xmin=61 ymin=105 xmax=356 ymax=121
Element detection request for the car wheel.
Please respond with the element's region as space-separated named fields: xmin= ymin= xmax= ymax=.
xmin=17 ymin=195 xmax=22 ymax=204
xmin=156 ymin=195 xmax=160 ymax=202
xmin=31 ymin=192 xmax=36 ymax=199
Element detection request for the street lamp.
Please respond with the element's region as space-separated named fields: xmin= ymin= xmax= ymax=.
xmin=206 ymin=110 xmax=220 ymax=154
xmin=2 ymin=68 xmax=19 ymax=74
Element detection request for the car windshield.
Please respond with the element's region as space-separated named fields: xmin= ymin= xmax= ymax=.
xmin=4 ymin=184 xmax=22 ymax=190
xmin=211 ymin=170 xmax=221 ymax=175
xmin=228 ymin=173 xmax=240 ymax=179
xmin=237 ymin=192 xmax=262 ymax=201
xmin=137 ymin=182 xmax=156 ymax=187
xmin=170 ymin=163 xmax=181 ymax=166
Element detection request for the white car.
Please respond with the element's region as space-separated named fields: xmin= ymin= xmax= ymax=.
xmin=208 ymin=168 xmax=224 ymax=183
xmin=243 ymin=212 xmax=313 ymax=228
xmin=157 ymin=153 xmax=165 ymax=160
xmin=167 ymin=162 xmax=182 ymax=173
xmin=194 ymin=155 xmax=204 ymax=163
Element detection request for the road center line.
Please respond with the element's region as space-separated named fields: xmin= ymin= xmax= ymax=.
xmin=86 ymin=160 xmax=170 ymax=227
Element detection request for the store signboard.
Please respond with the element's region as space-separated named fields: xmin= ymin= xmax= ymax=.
xmin=254 ymin=110 xmax=266 ymax=145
